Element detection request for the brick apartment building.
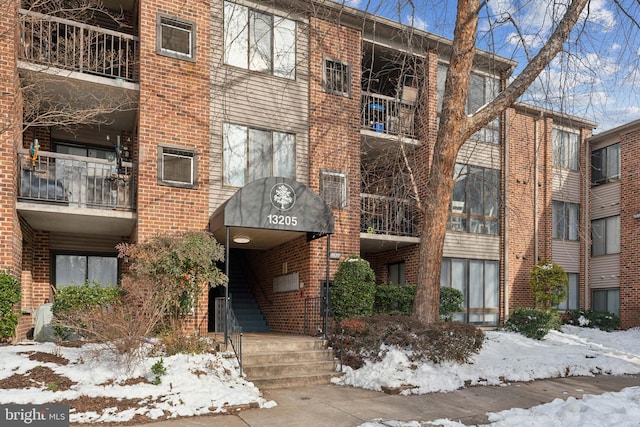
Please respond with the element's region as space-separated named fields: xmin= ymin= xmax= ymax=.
xmin=4 ymin=0 xmax=633 ymax=341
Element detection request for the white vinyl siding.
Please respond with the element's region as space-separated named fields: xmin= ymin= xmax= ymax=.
xmin=590 ymin=183 xmax=620 ymax=219
xmin=210 ymin=0 xmax=309 ymax=213
xmin=590 ymin=254 xmax=620 ymax=288
xmin=552 ymin=240 xmax=580 ymax=273
xmin=443 ymin=233 xmax=500 ymax=260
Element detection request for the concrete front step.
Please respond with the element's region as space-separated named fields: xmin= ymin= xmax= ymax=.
xmin=242 ymin=333 xmax=341 ymax=389
xmin=242 ymin=336 xmax=328 ymax=353
xmin=243 ymin=360 xmax=337 ymax=378
xmin=249 ymin=372 xmax=343 ymax=389
xmin=243 ymin=349 xmax=335 ymax=365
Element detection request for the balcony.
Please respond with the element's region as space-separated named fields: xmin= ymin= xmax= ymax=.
xmin=16 ymin=148 xmax=137 ymax=236
xmin=19 ymin=9 xmax=139 ymax=82
xmin=361 ymin=92 xmax=417 ymax=139
xmin=360 ymin=193 xmax=420 ymax=253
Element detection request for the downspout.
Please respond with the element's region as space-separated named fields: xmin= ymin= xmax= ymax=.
xmin=534 ymin=114 xmax=541 ymax=264
xmin=324 ymin=234 xmax=331 ymax=338
xmin=503 ymin=111 xmax=509 ymax=320
xmin=225 ymin=226 xmax=230 ymax=345
xmin=584 ymin=136 xmax=590 ymax=308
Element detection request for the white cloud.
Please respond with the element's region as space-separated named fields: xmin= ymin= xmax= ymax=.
xmin=405 ymin=13 xmax=428 ymax=31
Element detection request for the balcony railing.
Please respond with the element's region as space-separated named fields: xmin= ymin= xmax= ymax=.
xmin=361 ymin=92 xmax=417 ymax=138
xmin=17 ymin=149 xmax=136 ymax=211
xmin=19 ymin=9 xmax=139 ymax=82
xmin=360 ymin=193 xmax=419 ymax=237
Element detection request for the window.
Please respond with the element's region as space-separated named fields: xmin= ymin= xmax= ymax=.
xmin=437 ymin=64 xmax=500 ymax=144
xmin=388 ymin=262 xmax=405 ymax=285
xmin=224 ymin=1 xmax=296 ymax=79
xmin=552 ymin=201 xmax=580 ymax=240
xmin=553 ymin=128 xmax=579 ymax=170
xmin=159 ymin=146 xmax=197 ymax=188
xmin=323 ymin=59 xmax=351 ymax=96
xmin=592 ymin=288 xmax=619 ymax=316
xmin=441 ymin=258 xmax=499 ymax=326
xmin=157 ymin=14 xmax=195 ymax=61
xmin=223 ymin=123 xmax=295 ymax=187
xmin=591 ymin=143 xmax=620 ymax=186
xmin=556 ymin=273 xmax=579 ymax=311
xmin=591 ymin=216 xmax=620 ymax=256
xmin=321 ymin=170 xmax=348 ymax=209
xmin=55 ymin=254 xmax=118 ymax=288
xmin=448 ymin=164 xmax=500 ymax=235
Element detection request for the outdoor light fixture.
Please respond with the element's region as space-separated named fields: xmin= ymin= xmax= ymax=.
xmin=329 ymin=252 xmax=342 ymax=260
xmin=232 ymin=235 xmax=251 ymax=244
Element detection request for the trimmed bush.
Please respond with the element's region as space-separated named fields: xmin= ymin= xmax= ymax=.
xmin=530 ymin=261 xmax=568 ymax=309
xmin=330 ymin=314 xmax=484 ymax=368
xmin=0 ymin=272 xmax=21 ymax=342
xmin=504 ymin=307 xmax=562 ymax=340
xmin=565 ymin=309 xmax=620 ymax=332
xmin=330 ymin=256 xmax=376 ymax=320
xmin=440 ymin=287 xmax=464 ymax=321
xmin=373 ymin=285 xmax=415 ymax=315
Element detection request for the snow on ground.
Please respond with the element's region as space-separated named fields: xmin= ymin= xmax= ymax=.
xmin=0 ymin=341 xmax=275 ymax=423
xmin=1 ymin=325 xmax=640 ymax=425
xmin=344 ymin=325 xmax=640 ymax=427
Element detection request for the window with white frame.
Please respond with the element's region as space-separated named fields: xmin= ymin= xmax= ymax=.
xmin=157 ymin=14 xmax=196 ymax=61
xmin=321 ymin=170 xmax=348 ymax=209
xmin=591 ymin=143 xmax=620 ymax=186
xmin=223 ymin=123 xmax=295 ymax=187
xmin=552 ymin=201 xmax=579 ymax=240
xmin=591 ymin=215 xmax=620 ymax=256
xmin=223 ymin=1 xmax=296 ymax=79
xmin=448 ymin=164 xmax=500 ymax=235
xmin=553 ymin=128 xmax=579 ymax=170
xmin=323 ymin=59 xmax=351 ymax=96
xmin=158 ymin=146 xmax=197 ymax=188
xmin=592 ymin=288 xmax=619 ymax=316
xmin=388 ymin=262 xmax=405 ymax=285
xmin=440 ymin=258 xmax=499 ymax=326
xmin=556 ymin=273 xmax=579 ymax=311
xmin=55 ymin=254 xmax=118 ymax=288
xmin=437 ymin=64 xmax=500 ymax=144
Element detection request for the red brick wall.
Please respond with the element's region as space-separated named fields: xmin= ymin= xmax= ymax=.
xmin=505 ymin=110 xmax=546 ymax=310
xmin=0 ymin=1 xmax=28 ymax=342
xmin=137 ymin=0 xmax=212 ymax=333
xmin=620 ymin=128 xmax=640 ymax=328
xmin=306 ymin=16 xmax=362 ymax=329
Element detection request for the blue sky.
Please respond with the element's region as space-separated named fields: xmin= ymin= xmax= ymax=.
xmin=343 ymin=0 xmax=640 ymax=133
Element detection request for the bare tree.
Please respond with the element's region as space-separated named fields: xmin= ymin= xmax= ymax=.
xmin=1 ymin=0 xmax=137 ymax=137
xmin=412 ymin=0 xmax=593 ymax=322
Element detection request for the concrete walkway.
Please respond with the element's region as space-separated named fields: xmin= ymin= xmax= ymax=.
xmin=137 ymin=375 xmax=639 ymax=426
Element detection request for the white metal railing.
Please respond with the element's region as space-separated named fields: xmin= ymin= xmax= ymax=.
xmin=17 ymin=148 xmax=136 ymax=210
xmin=360 ymin=193 xmax=419 ymax=237
xmin=19 ymin=9 xmax=139 ymax=82
xmin=361 ymin=92 xmax=417 ymax=138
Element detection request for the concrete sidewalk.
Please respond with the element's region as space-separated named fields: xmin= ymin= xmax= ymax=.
xmin=137 ymin=375 xmax=639 ymax=427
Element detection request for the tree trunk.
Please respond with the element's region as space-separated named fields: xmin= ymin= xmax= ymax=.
xmin=413 ymin=0 xmax=479 ymax=323
xmin=412 ymin=0 xmax=590 ymax=324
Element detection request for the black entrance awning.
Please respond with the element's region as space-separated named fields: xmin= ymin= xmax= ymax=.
xmin=209 ymin=177 xmax=334 ymax=249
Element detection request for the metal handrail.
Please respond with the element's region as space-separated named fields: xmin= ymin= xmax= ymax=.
xmin=360 ymin=193 xmax=419 ymax=237
xmin=17 ymin=148 xmax=136 ymax=210
xmin=19 ymin=8 xmax=139 ymax=82
xmin=226 ymin=295 xmax=243 ymax=376
xmin=361 ymin=92 xmax=417 ymax=138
